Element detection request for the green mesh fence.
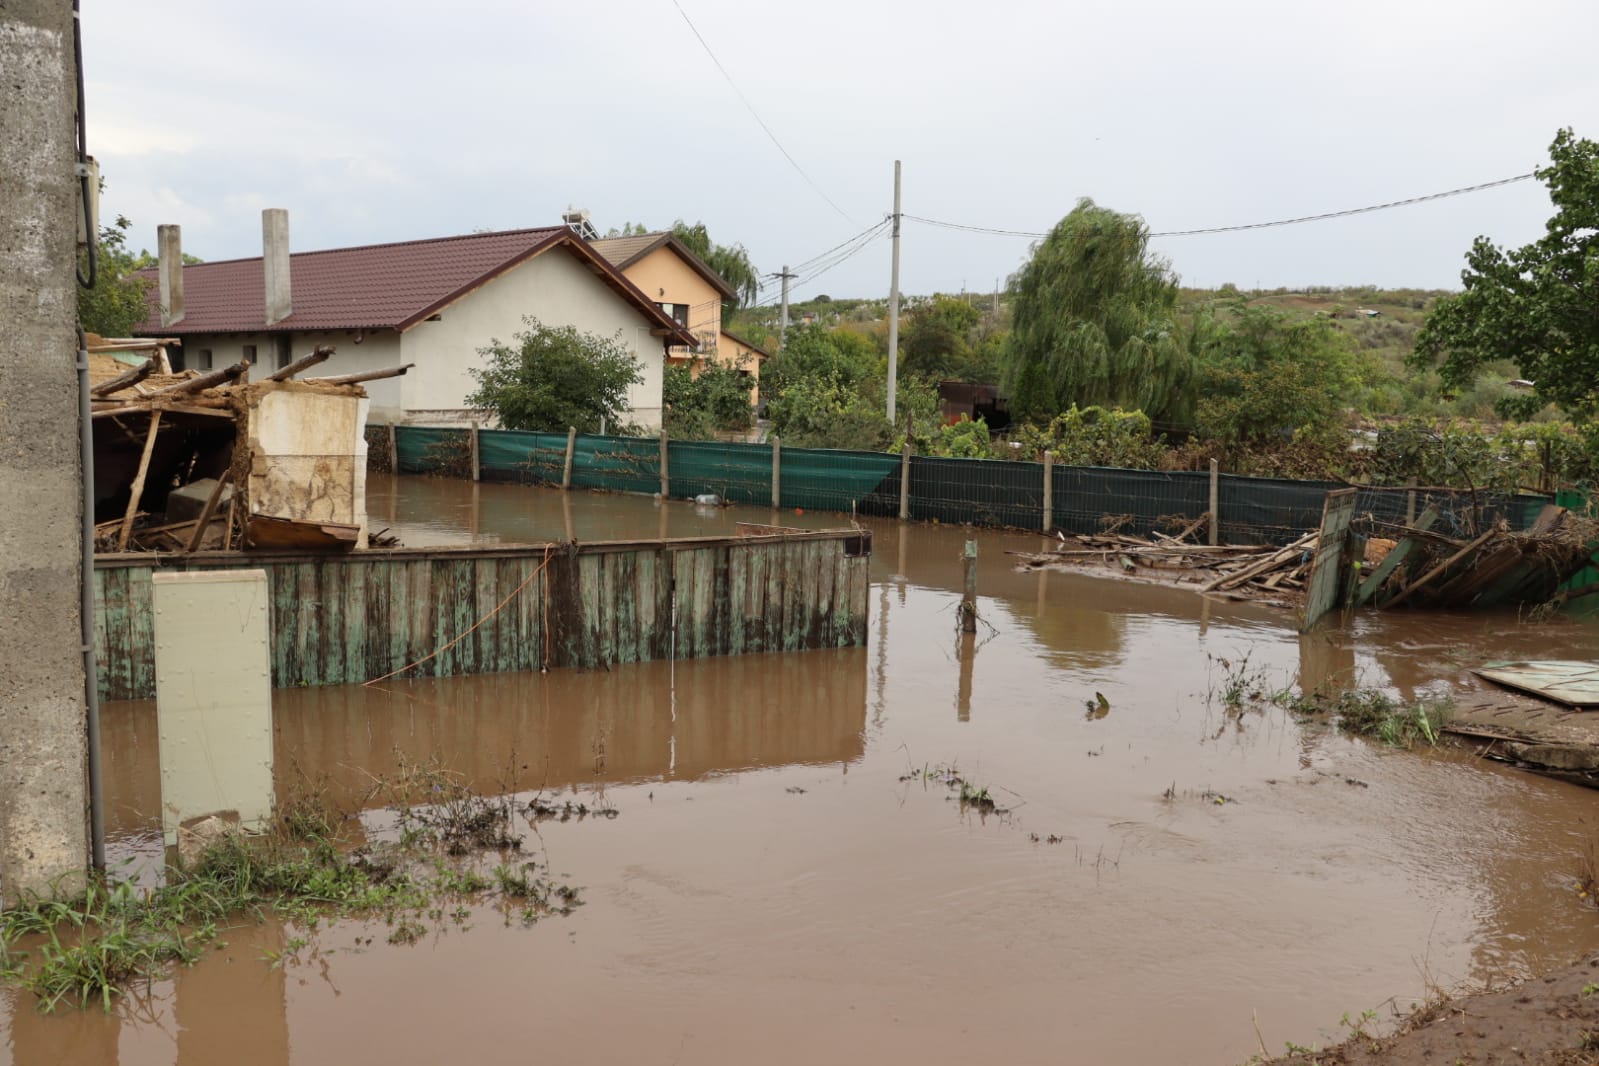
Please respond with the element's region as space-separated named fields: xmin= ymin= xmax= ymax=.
xmin=391 ymin=426 xmax=1551 ymax=542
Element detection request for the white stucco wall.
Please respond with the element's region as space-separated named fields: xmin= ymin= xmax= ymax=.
xmin=398 ymin=249 xmax=668 ymax=430
xmin=174 ymin=330 xmax=407 ymax=421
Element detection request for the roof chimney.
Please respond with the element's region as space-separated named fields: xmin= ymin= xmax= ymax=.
xmin=263 ymin=208 xmax=291 ymax=326
xmin=157 ymin=224 xmax=184 ymax=326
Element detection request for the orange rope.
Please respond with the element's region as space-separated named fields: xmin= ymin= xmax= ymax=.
xmin=363 ymin=546 xmax=553 ymax=686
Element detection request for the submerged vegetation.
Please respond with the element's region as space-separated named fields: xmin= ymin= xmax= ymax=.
xmin=1278 ymin=688 xmax=1451 ymax=749
xmin=0 ymin=755 xmax=596 ymax=1012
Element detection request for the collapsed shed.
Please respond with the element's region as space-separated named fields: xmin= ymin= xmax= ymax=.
xmin=90 ymin=344 xmax=402 ymax=553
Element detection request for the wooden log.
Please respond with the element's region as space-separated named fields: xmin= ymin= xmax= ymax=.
xmin=960 ymin=540 xmax=978 ymax=633
xmin=1354 ymin=504 xmax=1438 ymax=607
xmin=1381 ymin=526 xmax=1500 ymax=609
xmin=116 ymin=410 xmax=163 ymax=551
xmin=311 ymin=363 xmax=415 ymax=386
xmin=183 ymin=472 xmax=233 ymax=553
xmin=89 ymin=356 xmax=156 ymax=397
xmin=146 ymin=360 xmax=249 ymax=397
xmin=265 ymin=345 xmax=334 ymax=381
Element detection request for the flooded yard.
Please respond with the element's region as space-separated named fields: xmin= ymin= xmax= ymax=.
xmin=6 ymin=475 xmax=1599 ymax=1065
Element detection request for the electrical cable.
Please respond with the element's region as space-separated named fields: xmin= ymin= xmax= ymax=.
xmin=668 ymin=0 xmax=858 ymax=226
xmin=901 ymin=172 xmax=1538 ymax=241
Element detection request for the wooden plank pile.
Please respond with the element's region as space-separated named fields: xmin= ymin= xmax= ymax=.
xmin=1010 ymin=528 xmax=1318 ymax=600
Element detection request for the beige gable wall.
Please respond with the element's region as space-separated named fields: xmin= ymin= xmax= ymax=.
xmin=621 ymin=245 xmax=723 ymax=352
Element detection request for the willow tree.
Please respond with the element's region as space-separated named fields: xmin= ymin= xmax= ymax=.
xmin=1004 ymin=199 xmax=1192 ymax=425
xmin=672 ymin=220 xmax=760 ymax=315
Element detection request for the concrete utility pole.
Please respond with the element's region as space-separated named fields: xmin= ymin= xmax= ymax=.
xmin=0 ymin=0 xmax=90 ymax=903
xmin=886 ymin=160 xmax=902 ymax=423
xmin=776 ymin=265 xmax=795 ymax=349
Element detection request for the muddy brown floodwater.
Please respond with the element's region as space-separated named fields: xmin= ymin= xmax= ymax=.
xmin=7 ymin=474 xmax=1599 ymax=1066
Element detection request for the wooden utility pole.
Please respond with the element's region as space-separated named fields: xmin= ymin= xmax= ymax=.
xmin=886 ymin=159 xmax=902 ymax=423
xmin=959 ymin=540 xmax=978 ymax=633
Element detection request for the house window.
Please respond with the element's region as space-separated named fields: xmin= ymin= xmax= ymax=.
xmin=242 ymin=344 xmax=257 ymax=366
xmin=657 ymin=302 xmax=689 ymax=326
xmin=198 ymin=348 xmax=213 ymax=370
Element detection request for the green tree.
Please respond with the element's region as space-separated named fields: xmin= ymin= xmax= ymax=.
xmin=79 ymin=214 xmax=153 ymax=337
xmin=1192 ymin=306 xmax=1364 ymax=447
xmin=1004 ymin=199 xmax=1192 ymax=424
xmin=467 ymin=317 xmax=642 ymax=433
xmin=1412 ymin=128 xmax=1599 ymax=417
xmin=763 ymin=323 xmax=938 ymax=449
xmin=900 ymin=294 xmax=981 ymax=379
xmin=671 ymin=220 xmax=760 ymax=315
xmin=663 ymin=359 xmax=755 ymax=440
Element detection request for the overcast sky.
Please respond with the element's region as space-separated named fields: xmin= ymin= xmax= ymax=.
xmin=84 ymin=0 xmax=1597 ymax=302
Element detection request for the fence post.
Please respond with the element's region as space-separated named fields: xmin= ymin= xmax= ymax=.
xmin=1042 ymin=450 xmax=1054 ymax=533
xmin=899 ymin=443 xmax=911 ymax=521
xmin=659 ymin=429 xmax=670 ymax=499
xmin=960 ymin=540 xmax=978 ymax=633
xmin=1208 ymin=458 xmax=1220 ymax=546
xmin=771 ymin=435 xmax=782 ymax=509
xmin=562 ymin=426 xmax=576 ymax=490
xmin=1406 ymin=481 xmax=1417 ymax=526
xmin=469 ymin=421 xmax=480 ymax=482
xmin=387 ymin=422 xmax=398 ymax=473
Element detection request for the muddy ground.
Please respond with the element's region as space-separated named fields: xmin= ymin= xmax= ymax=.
xmin=1274 ymin=953 xmax=1599 ymax=1065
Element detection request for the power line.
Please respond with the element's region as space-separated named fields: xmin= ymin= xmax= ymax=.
xmin=668 ymin=0 xmax=858 ymax=226
xmin=902 ymin=172 xmax=1538 ymax=241
xmin=755 ymin=218 xmax=890 ymax=293
xmin=751 ymin=226 xmax=888 ymax=309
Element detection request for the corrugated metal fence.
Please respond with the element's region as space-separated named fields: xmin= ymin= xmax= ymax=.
xmin=389 ymin=426 xmax=1551 ymax=544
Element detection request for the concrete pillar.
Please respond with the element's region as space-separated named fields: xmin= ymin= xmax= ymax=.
xmin=0 ymin=0 xmax=89 ymax=903
xmin=158 ymin=223 xmax=184 ymax=326
xmin=263 ymin=208 xmax=291 ymax=326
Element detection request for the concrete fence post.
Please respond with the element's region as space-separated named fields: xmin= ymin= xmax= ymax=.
xmin=899 ymin=443 xmax=912 ymax=521
xmin=659 ymin=430 xmax=670 ymax=499
xmin=1208 ymin=458 xmax=1220 ymax=546
xmin=387 ymin=422 xmax=398 ymax=473
xmin=469 ymin=421 xmax=480 ymax=482
xmin=0 ymin=0 xmax=89 ymax=902
xmin=771 ymin=435 xmax=782 ymax=509
xmin=562 ymin=426 xmax=577 ymax=490
xmin=1042 ymin=450 xmax=1054 ymax=533
xmin=1406 ymin=481 xmax=1417 ymax=526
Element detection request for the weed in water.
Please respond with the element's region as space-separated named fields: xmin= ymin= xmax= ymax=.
xmin=1276 ymin=687 xmax=1451 ymax=749
xmin=0 ymin=758 xmax=593 ymax=1012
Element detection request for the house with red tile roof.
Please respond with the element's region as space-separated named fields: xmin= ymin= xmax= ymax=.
xmin=138 ymin=218 xmax=698 ymax=428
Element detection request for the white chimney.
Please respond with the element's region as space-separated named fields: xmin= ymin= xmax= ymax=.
xmin=157 ymin=223 xmax=184 ymax=326
xmin=263 ymin=208 xmax=291 ymax=326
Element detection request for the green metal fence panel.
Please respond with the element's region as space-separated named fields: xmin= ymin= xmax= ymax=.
xmin=668 ymin=440 xmax=774 ymax=505
xmin=911 ymin=455 xmax=1044 ymax=528
xmin=395 ymin=426 xmax=465 ymax=474
xmin=1050 ymin=465 xmax=1211 ymax=538
xmin=568 ymin=434 xmax=661 ymax=496
xmin=772 ymin=446 xmax=900 ymax=514
xmin=478 ymin=429 xmax=569 ymax=484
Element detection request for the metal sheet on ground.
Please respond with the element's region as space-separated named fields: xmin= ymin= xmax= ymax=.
xmin=1299 ymin=488 xmax=1358 ymax=632
xmin=1475 ymin=660 xmax=1599 ymax=708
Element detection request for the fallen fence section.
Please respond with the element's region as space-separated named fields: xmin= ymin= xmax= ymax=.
xmin=389 ymin=426 xmax=1551 ymax=546
xmin=94 ymin=528 xmax=872 ymax=703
